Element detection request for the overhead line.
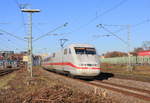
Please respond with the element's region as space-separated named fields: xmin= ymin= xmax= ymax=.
xmin=98 ymin=24 xmax=128 ymax=45
xmin=68 ymin=0 xmax=128 ymax=34
xmin=0 ymin=28 xmax=26 ymax=41
xmin=98 ymin=19 xmax=150 ymax=36
xmin=0 ymin=37 xmax=16 ymax=49
xmin=132 ymin=19 xmax=150 ymax=27
xmin=2 ymin=35 xmax=24 ymax=48
xmin=102 ymin=19 xmax=150 ymax=27
xmin=33 ymin=23 xmax=45 ymax=35
xmin=14 ymin=0 xmax=21 ymax=9
xmin=34 ymin=23 xmax=68 ymax=42
xmin=13 ymin=0 xmax=27 ymax=35
xmin=0 ymin=38 xmax=12 ymax=51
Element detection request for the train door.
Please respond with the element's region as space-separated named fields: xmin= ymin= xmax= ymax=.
xmin=63 ymin=48 xmax=73 ymax=73
xmin=62 ymin=48 xmax=67 ymax=71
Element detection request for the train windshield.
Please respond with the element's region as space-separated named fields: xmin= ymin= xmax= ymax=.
xmin=74 ymin=47 xmax=96 ymax=55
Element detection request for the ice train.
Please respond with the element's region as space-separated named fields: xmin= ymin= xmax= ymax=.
xmin=42 ymin=44 xmax=101 ymax=77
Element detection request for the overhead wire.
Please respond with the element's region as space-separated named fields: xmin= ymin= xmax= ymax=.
xmin=0 ymin=37 xmax=13 ymax=51
xmin=13 ymin=0 xmax=28 ymax=37
xmin=102 ymin=19 xmax=150 ymax=27
xmin=67 ymin=0 xmax=128 ymax=34
xmin=33 ymin=23 xmax=45 ymax=35
xmin=0 ymin=0 xmax=27 ymax=44
xmin=132 ymin=19 xmax=150 ymax=27
xmin=96 ymin=19 xmax=150 ymax=38
xmin=0 ymin=37 xmax=16 ymax=49
xmin=98 ymin=24 xmax=128 ymax=45
xmin=93 ymin=18 xmax=150 ymax=44
xmin=2 ymin=34 xmax=24 ymax=48
xmin=0 ymin=28 xmax=26 ymax=41
xmin=33 ymin=23 xmax=68 ymax=42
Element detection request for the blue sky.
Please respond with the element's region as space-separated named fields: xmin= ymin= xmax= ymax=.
xmin=0 ymin=0 xmax=150 ymax=54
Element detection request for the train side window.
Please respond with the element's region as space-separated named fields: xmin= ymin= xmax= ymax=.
xmin=64 ymin=49 xmax=67 ymax=55
xmin=69 ymin=48 xmax=71 ymax=54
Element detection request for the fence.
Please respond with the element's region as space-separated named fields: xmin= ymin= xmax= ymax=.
xmin=100 ymin=56 xmax=150 ymax=65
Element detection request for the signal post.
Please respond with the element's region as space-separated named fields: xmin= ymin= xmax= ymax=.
xmin=21 ymin=9 xmax=40 ymax=78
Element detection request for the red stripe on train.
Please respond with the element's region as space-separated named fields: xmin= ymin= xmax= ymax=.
xmin=43 ymin=62 xmax=101 ymax=70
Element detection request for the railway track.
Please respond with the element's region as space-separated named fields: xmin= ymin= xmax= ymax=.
xmin=96 ymin=72 xmax=150 ymax=83
xmin=113 ymin=73 xmax=150 ymax=83
xmin=43 ymin=68 xmax=150 ymax=102
xmin=89 ymin=80 xmax=150 ymax=101
xmin=0 ymin=68 xmax=19 ymax=76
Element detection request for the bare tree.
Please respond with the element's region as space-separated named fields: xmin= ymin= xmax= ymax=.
xmin=134 ymin=47 xmax=144 ymax=52
xmin=104 ymin=51 xmax=128 ymax=58
xmin=142 ymin=41 xmax=150 ymax=50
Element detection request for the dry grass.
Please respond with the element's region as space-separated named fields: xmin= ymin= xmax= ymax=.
xmin=0 ymin=67 xmax=116 ymax=103
xmin=101 ymin=63 xmax=150 ymax=77
xmin=0 ymin=72 xmax=16 ymax=89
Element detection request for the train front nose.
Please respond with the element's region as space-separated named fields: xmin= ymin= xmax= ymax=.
xmin=76 ymin=69 xmax=100 ymax=76
xmin=75 ymin=63 xmax=101 ymax=76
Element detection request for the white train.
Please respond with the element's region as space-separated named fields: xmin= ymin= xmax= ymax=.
xmin=42 ymin=44 xmax=101 ymax=78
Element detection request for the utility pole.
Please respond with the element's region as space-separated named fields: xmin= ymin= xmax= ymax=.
xmin=127 ymin=25 xmax=132 ymax=71
xmin=24 ymin=36 xmax=30 ymax=71
xmin=97 ymin=24 xmax=132 ymax=71
xmin=59 ymin=39 xmax=68 ymax=70
xmin=21 ymin=9 xmax=40 ymax=78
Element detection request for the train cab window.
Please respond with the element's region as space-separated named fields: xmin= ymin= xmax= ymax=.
xmin=64 ymin=49 xmax=67 ymax=55
xmin=74 ymin=47 xmax=96 ymax=55
xmin=74 ymin=47 xmax=85 ymax=54
xmin=86 ymin=48 xmax=96 ymax=55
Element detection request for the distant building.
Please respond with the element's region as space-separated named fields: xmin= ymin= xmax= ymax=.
xmin=0 ymin=51 xmax=14 ymax=59
xmin=137 ymin=50 xmax=150 ymax=56
xmin=100 ymin=55 xmax=105 ymax=59
xmin=40 ymin=53 xmax=49 ymax=59
xmin=20 ymin=51 xmax=28 ymax=55
xmin=0 ymin=51 xmax=14 ymax=55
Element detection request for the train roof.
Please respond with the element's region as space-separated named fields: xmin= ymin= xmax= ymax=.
xmin=44 ymin=44 xmax=96 ymax=59
xmin=67 ymin=43 xmax=95 ymax=48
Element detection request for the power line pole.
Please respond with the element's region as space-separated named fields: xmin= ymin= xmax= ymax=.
xmin=21 ymin=9 xmax=40 ymax=78
xmin=59 ymin=38 xmax=68 ymax=71
xmin=97 ymin=24 xmax=132 ymax=71
xmin=127 ymin=25 xmax=132 ymax=71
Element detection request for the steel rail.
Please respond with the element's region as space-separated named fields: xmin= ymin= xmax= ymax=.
xmin=89 ymin=82 xmax=150 ymax=101
xmin=43 ymin=68 xmax=150 ymax=102
xmin=0 ymin=69 xmax=19 ymax=76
